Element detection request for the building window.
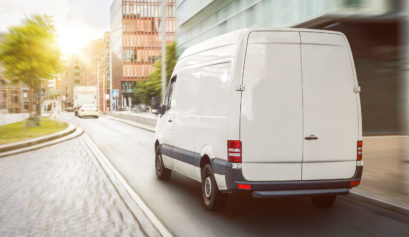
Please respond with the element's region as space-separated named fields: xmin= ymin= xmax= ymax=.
xmin=122 ymin=81 xmax=136 ymax=94
xmin=343 ymin=0 xmax=362 ymax=8
xmin=0 ymin=89 xmax=7 ymax=110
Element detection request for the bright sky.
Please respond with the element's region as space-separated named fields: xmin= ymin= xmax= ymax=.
xmin=0 ymin=0 xmax=113 ymax=56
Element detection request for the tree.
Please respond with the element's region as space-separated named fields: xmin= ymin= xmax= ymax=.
xmin=134 ymin=42 xmax=177 ymax=105
xmin=0 ymin=15 xmax=62 ymax=119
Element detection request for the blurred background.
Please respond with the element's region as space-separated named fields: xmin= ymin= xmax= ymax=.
xmin=0 ymin=1 xmax=408 ymax=235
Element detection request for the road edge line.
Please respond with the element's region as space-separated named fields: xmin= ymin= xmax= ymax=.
xmin=82 ymin=133 xmax=172 ymax=237
xmin=102 ymin=115 xmax=155 ymax=132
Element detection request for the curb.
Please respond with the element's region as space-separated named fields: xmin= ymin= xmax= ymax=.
xmin=104 ymin=112 xmax=158 ymax=127
xmin=0 ymin=126 xmax=83 ymax=158
xmin=348 ymin=190 xmax=409 ymax=217
xmin=0 ymin=124 xmax=76 ymax=152
xmin=103 ymin=115 xmax=155 ymax=132
xmin=82 ymin=133 xmax=171 ymax=237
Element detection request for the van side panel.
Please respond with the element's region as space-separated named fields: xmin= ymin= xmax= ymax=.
xmin=194 ymin=62 xmax=232 ymax=180
xmin=241 ymin=31 xmax=303 ymax=181
xmin=300 ymin=32 xmax=358 ymax=180
xmin=171 ymin=68 xmax=199 ymax=179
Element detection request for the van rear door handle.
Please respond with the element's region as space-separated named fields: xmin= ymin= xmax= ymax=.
xmin=305 ymin=135 xmax=318 ymax=140
xmin=168 ymin=119 xmax=172 ymax=123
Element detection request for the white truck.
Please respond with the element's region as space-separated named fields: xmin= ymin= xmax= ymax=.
xmin=155 ymin=28 xmax=363 ymax=210
xmin=73 ymin=85 xmax=97 ymax=116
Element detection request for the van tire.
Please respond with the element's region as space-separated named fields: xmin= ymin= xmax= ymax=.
xmin=155 ymin=146 xmax=171 ymax=180
xmin=201 ymin=164 xmax=225 ymax=211
xmin=311 ymin=195 xmax=336 ymax=208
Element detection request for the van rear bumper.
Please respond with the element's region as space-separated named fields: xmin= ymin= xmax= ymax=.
xmin=252 ymin=188 xmax=349 ymax=198
xmin=223 ymin=161 xmax=363 ymax=196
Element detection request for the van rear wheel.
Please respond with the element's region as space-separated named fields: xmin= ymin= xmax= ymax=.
xmin=155 ymin=146 xmax=171 ymax=180
xmin=311 ymin=195 xmax=336 ymax=208
xmin=201 ymin=164 xmax=225 ymax=211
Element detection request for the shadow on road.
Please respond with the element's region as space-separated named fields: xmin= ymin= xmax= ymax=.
xmin=161 ymin=171 xmax=409 ymax=236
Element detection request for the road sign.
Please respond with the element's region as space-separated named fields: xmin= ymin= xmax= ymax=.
xmin=112 ymin=89 xmax=119 ymax=98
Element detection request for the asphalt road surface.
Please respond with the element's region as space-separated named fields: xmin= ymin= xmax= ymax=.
xmin=66 ymin=113 xmax=409 ymax=237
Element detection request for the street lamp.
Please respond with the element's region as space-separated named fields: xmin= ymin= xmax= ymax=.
xmin=109 ymin=26 xmax=122 ymax=112
xmin=96 ymin=54 xmax=106 ymax=111
xmin=90 ymin=51 xmax=105 ymax=111
xmin=160 ymin=0 xmax=167 ymax=101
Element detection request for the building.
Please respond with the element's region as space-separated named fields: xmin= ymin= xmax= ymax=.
xmin=0 ymin=32 xmax=31 ymax=113
xmin=110 ymin=0 xmax=176 ymax=108
xmin=99 ymin=32 xmax=111 ymax=112
xmin=0 ymin=79 xmax=31 ymax=113
xmin=61 ymin=39 xmax=106 ymax=109
xmin=176 ymin=0 xmax=403 ymax=135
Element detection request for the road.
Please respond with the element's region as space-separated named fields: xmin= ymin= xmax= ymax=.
xmin=66 ymin=113 xmax=409 ymax=236
xmin=0 ymin=134 xmax=146 ymax=236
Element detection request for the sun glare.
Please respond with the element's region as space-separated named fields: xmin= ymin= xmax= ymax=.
xmin=56 ymin=27 xmax=94 ymax=56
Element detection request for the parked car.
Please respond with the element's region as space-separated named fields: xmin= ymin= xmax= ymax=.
xmin=78 ymin=104 xmax=99 ymax=118
xmin=151 ymin=97 xmax=160 ymax=114
xmin=74 ymin=105 xmax=80 ymax=116
xmin=64 ymin=106 xmax=74 ymax=112
xmin=131 ymin=104 xmax=149 ymax=113
xmin=154 ymin=28 xmax=363 ymax=210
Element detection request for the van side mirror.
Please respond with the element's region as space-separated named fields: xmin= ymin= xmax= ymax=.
xmin=160 ymin=105 xmax=166 ymax=115
xmin=151 ymin=97 xmax=160 ymax=114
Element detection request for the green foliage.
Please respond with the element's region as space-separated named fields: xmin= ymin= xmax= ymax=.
xmin=134 ymin=42 xmax=177 ymax=105
xmin=0 ymin=15 xmax=62 ymax=88
xmin=0 ymin=15 xmax=61 ymax=117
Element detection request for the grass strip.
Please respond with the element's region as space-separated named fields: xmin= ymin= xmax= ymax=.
xmin=0 ymin=117 xmax=68 ymax=145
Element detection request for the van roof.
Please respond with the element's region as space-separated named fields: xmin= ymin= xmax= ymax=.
xmin=180 ymin=28 xmax=344 ymax=59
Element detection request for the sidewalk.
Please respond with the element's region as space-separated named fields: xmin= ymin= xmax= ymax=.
xmin=0 ymin=112 xmax=29 ymax=126
xmin=0 ymin=136 xmax=158 ymax=236
xmin=104 ymin=112 xmax=409 ymax=213
xmin=351 ymin=136 xmax=409 ymax=211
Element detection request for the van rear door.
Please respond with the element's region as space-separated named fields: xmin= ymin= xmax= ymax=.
xmin=240 ymin=31 xmax=303 ymax=181
xmin=300 ymin=32 xmax=359 ymax=180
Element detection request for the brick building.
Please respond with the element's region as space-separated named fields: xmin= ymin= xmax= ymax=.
xmin=110 ymin=0 xmax=176 ymax=108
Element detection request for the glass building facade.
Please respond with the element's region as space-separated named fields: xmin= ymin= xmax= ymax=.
xmin=176 ymin=0 xmax=393 ymax=53
xmin=176 ymin=0 xmax=406 ymax=135
xmin=110 ymin=0 xmax=176 ymax=108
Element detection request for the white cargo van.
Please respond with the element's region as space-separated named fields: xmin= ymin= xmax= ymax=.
xmin=154 ymin=28 xmax=363 ymax=210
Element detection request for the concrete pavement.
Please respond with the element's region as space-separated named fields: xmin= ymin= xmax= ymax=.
xmin=0 ymin=136 xmax=158 ymax=236
xmin=0 ymin=112 xmax=29 ymax=126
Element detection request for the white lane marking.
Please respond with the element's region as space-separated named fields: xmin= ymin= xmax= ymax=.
xmin=82 ymin=133 xmax=172 ymax=237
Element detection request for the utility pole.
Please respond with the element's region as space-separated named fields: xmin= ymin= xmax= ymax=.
xmin=109 ymin=37 xmax=113 ymax=112
xmin=97 ymin=60 xmax=100 ymax=110
xmin=161 ymin=0 xmax=167 ymax=101
xmin=103 ymin=73 xmax=106 ymax=112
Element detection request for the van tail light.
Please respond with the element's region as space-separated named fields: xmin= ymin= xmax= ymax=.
xmin=95 ymin=109 xmax=98 ymax=112
xmin=237 ymin=184 xmax=251 ymax=190
xmin=350 ymin=180 xmax=360 ymax=187
xmin=357 ymin=140 xmax=363 ymax=161
xmin=81 ymin=109 xmax=84 ymax=112
xmin=228 ymin=140 xmax=241 ymax=163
